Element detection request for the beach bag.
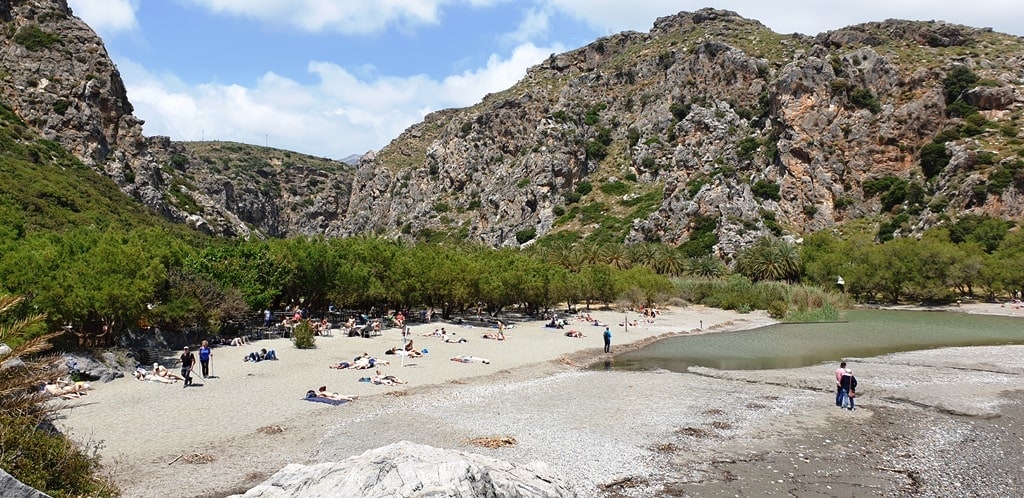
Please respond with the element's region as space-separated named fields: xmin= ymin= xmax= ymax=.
xmin=848 ymin=390 xmax=856 ymax=398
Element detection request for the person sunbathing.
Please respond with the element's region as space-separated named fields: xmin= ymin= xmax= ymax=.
xmin=450 ymin=356 xmax=491 ymax=364
xmin=481 ymin=331 xmax=505 ymax=340
xmin=329 ymin=360 xmax=352 ymax=369
xmin=370 ymin=369 xmax=406 ymax=385
xmin=44 ymin=379 xmax=91 ymax=398
xmin=153 ymin=363 xmax=185 ymax=381
xmin=565 ymin=330 xmax=586 ymax=338
xmin=313 ymin=386 xmax=358 ymax=402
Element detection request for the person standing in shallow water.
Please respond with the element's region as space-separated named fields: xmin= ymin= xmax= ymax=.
xmin=198 ymin=340 xmax=212 ymax=378
xmin=603 ymin=326 xmax=612 ymax=353
xmin=180 ymin=346 xmax=197 ymax=388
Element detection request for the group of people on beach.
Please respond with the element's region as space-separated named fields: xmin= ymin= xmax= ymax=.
xmin=834 ymin=361 xmax=859 ymax=410
xmin=43 ymin=378 xmax=92 ymax=399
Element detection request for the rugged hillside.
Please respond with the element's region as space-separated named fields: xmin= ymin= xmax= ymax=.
xmin=346 ymin=9 xmax=1024 ymax=255
xmin=2 ymin=3 xmax=1022 ymax=253
xmin=0 ymin=0 xmax=353 ymax=238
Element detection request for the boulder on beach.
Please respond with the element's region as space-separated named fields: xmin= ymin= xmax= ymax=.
xmin=231 ymin=440 xmax=578 ymax=498
xmin=0 ymin=468 xmax=51 ymax=498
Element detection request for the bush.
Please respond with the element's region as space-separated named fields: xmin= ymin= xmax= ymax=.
xmin=516 ymin=227 xmax=537 ymax=244
xmin=943 ymin=65 xmax=979 ymax=103
xmin=751 ymin=180 xmax=781 ymax=201
xmin=849 ymin=88 xmax=881 ymax=113
xmin=920 ymin=142 xmax=950 ymax=179
xmin=599 ymin=181 xmax=629 ymax=196
xmin=292 ymin=320 xmax=316 ymax=349
xmin=13 ymin=25 xmax=61 ymax=51
xmin=0 ymin=415 xmax=119 ymax=497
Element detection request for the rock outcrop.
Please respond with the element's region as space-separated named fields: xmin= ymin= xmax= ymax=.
xmin=344 ymin=10 xmax=1024 ymax=252
xmin=231 ymin=441 xmax=578 ymax=498
xmin=0 ymin=0 xmax=353 ymax=238
xmin=0 ymin=468 xmax=50 ymax=498
xmin=2 ymin=4 xmax=1023 ymax=249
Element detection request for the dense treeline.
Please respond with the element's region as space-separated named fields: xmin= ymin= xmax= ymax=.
xmin=0 ymin=213 xmax=1020 ymax=347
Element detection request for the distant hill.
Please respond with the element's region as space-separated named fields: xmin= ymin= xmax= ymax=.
xmin=1 ymin=3 xmax=1021 ymax=253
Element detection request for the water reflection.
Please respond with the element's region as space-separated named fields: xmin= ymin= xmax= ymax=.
xmin=610 ymin=309 xmax=1024 ymax=372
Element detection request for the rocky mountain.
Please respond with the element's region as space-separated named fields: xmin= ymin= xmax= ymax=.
xmin=0 ymin=0 xmax=353 ymax=238
xmin=3 ymin=2 xmax=1023 ymax=254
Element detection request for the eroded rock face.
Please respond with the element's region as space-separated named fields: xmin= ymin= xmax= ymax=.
xmin=231 ymin=441 xmax=578 ymax=498
xmin=0 ymin=468 xmax=50 ymax=498
xmin=0 ymin=0 xmax=354 ymax=238
xmin=3 ymin=5 xmax=1023 ymax=247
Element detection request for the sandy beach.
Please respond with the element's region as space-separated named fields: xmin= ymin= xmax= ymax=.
xmin=55 ymin=303 xmax=1024 ymax=497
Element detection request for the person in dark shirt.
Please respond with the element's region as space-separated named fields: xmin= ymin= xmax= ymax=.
xmin=180 ymin=346 xmax=196 ymax=388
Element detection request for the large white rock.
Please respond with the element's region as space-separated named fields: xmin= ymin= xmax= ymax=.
xmin=232 ymin=440 xmax=577 ymax=497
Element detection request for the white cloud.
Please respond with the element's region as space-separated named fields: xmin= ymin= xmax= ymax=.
xmin=503 ymin=8 xmax=552 ymax=44
xmin=185 ymin=0 xmax=447 ymax=34
xmin=119 ymin=41 xmax=561 ymax=159
xmin=67 ymin=0 xmax=138 ymax=34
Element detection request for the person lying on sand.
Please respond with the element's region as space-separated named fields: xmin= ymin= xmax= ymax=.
xmin=450 ymin=356 xmax=490 ymax=364
xmin=44 ymin=379 xmax=91 ymax=398
xmin=565 ymin=330 xmax=586 ymax=338
xmin=481 ymin=331 xmax=505 ymax=340
xmin=370 ymin=369 xmax=407 ymax=385
xmin=134 ymin=367 xmax=177 ymax=384
xmin=153 ymin=363 xmax=185 ymax=381
xmin=309 ymin=386 xmax=358 ymax=402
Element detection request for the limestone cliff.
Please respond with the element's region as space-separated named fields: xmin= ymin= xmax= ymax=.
xmin=0 ymin=0 xmax=353 ymax=238
xmin=347 ymin=9 xmax=1024 ymax=254
xmin=2 ymin=4 xmax=1022 ymax=251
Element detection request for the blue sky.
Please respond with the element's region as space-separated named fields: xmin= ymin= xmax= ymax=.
xmin=66 ymin=1 xmax=1024 ymax=160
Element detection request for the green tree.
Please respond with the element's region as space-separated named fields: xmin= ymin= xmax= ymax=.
xmin=735 ymin=236 xmax=800 ymax=283
xmin=920 ymin=142 xmax=950 ymax=179
xmin=943 ymin=65 xmax=979 ymax=104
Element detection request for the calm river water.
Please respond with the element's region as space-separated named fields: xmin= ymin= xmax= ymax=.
xmin=610 ymin=309 xmax=1024 ymax=372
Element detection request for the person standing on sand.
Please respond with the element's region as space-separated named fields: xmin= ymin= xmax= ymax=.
xmin=840 ymin=368 xmax=858 ymax=410
xmin=198 ymin=340 xmax=212 ymax=378
xmin=603 ymin=326 xmax=612 ymax=353
xmin=180 ymin=346 xmax=197 ymax=388
xmin=835 ymin=361 xmax=847 ymax=407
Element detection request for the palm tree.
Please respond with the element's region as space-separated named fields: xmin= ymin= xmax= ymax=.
xmin=601 ymin=243 xmax=630 ymax=270
xmin=654 ymin=245 xmax=686 ymax=276
xmin=0 ymin=294 xmax=65 ymax=422
xmin=626 ymin=242 xmax=659 ymax=269
xmin=735 ymin=236 xmax=801 ymax=283
xmin=687 ymin=254 xmax=727 ymax=278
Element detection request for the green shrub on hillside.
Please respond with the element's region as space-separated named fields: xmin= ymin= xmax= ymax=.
xmin=599 ymin=181 xmax=629 ymax=196
xmin=849 ymin=88 xmax=881 ymax=114
xmin=920 ymin=142 xmax=950 ymax=179
xmin=751 ymin=180 xmax=781 ymax=201
xmin=943 ymin=66 xmax=979 ymax=103
xmin=13 ymin=25 xmax=60 ymax=51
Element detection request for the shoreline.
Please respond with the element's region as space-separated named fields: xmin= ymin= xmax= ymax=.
xmin=55 ymin=303 xmax=1024 ymax=497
